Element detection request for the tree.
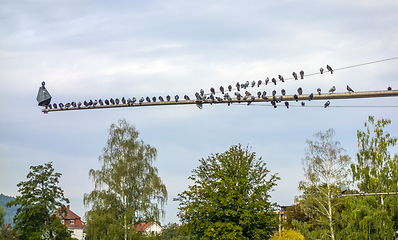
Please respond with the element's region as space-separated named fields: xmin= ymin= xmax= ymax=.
xmin=175 ymin=144 xmax=280 ymax=240
xmin=0 ymin=205 xmax=5 ymax=227
xmin=5 ymin=162 xmax=71 ymax=239
xmin=297 ymin=129 xmax=351 ymax=240
xmin=340 ymin=116 xmax=398 ymax=239
xmin=160 ymin=223 xmax=190 ymax=240
xmin=84 ymin=119 xmax=168 ymax=240
xmin=270 ymin=229 xmax=304 ymax=240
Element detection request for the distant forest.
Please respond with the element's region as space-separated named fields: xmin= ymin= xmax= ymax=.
xmin=0 ymin=194 xmax=18 ymax=225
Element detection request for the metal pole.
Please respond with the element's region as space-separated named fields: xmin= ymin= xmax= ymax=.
xmin=42 ymin=89 xmax=398 ymax=114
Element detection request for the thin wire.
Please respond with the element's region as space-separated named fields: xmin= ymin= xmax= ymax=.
xmin=233 ymin=104 xmax=398 ymax=108
xmin=203 ymin=56 xmax=398 ymax=96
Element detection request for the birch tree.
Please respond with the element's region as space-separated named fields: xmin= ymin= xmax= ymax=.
xmin=298 ymin=129 xmax=351 ymax=240
xmin=84 ymin=119 xmax=167 ymax=240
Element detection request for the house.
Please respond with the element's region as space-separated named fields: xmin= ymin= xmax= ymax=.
xmin=135 ymin=221 xmax=162 ymax=235
xmin=53 ymin=205 xmax=85 ymax=240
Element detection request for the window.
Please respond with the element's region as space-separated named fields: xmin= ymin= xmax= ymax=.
xmin=61 ymin=220 xmax=64 ymax=224
xmin=70 ymin=220 xmax=75 ymax=225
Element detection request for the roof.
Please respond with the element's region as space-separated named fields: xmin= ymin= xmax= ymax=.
xmin=52 ymin=205 xmax=84 ymax=228
xmin=135 ymin=222 xmax=160 ymax=232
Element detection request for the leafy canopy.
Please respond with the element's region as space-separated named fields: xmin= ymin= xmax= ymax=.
xmin=175 ymin=144 xmax=280 ymax=240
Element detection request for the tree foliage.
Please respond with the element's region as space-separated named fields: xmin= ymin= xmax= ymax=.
xmin=5 ymin=162 xmax=71 ymax=240
xmin=175 ymin=144 xmax=280 ymax=240
xmin=84 ymin=119 xmax=167 ymax=240
xmin=270 ymin=229 xmax=305 ymax=240
xmin=296 ymin=129 xmax=351 ymax=240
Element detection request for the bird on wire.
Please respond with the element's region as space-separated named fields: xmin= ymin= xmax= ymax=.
xmin=98 ymin=99 xmax=103 ymax=106
xmin=72 ymin=102 xmax=77 ymax=107
xmin=220 ymin=86 xmax=225 ymax=94
xmin=210 ymin=87 xmax=215 ymax=95
xmin=200 ymin=89 xmax=204 ymax=96
xmin=347 ymin=85 xmax=354 ymax=92
xmin=320 ymin=68 xmax=324 ymax=74
xmin=166 ymin=95 xmax=171 ymax=101
xmin=110 ymin=98 xmax=115 ymax=105
xmin=257 ymin=91 xmax=261 ymax=98
xmin=294 ymin=94 xmax=298 ymax=102
xmin=245 ymin=91 xmax=252 ymax=96
xmin=257 ymin=80 xmax=262 ymax=87
xmin=317 ymin=88 xmax=321 ymax=95
xmin=327 ymin=65 xmax=333 ymax=74
xmin=251 ymin=80 xmax=256 ymax=87
xmin=278 ymin=75 xmax=284 ymax=82
xmin=285 ymin=101 xmax=289 ymax=109
xmin=301 ymin=101 xmax=305 ymax=107
xmin=115 ymin=98 xmax=120 ymax=104
xmin=281 ymin=89 xmax=286 ymax=96
xmin=105 ymin=99 xmax=110 ymax=105
xmin=272 ymin=78 xmax=277 ymax=85
xmin=139 ymin=97 xmax=144 ymax=105
xmin=271 ymin=100 xmax=277 ymax=108
xmin=236 ymin=82 xmax=240 ymax=91
xmin=297 ymin=87 xmax=303 ymax=95
xmin=146 ymin=97 xmax=151 ymax=102
xmin=152 ymin=97 xmax=157 ymax=102
xmin=308 ymin=93 xmax=313 ymax=101
xmin=265 ymin=77 xmax=270 ymax=85
xmin=184 ymin=95 xmax=190 ymax=100
xmin=388 ymin=87 xmax=392 ymax=90
xmin=78 ymin=102 xmax=82 ymax=108
xmin=329 ymin=86 xmax=336 ymax=93
xmin=292 ymin=72 xmax=298 ymax=80
xmin=300 ymin=70 xmax=304 ymax=79
xmin=132 ymin=97 xmax=136 ymax=104
xmin=244 ymin=81 xmax=250 ymax=89
xmin=93 ymin=100 xmax=98 ymax=107
xmin=53 ymin=103 xmax=58 ymax=109
xmin=121 ymin=97 xmax=126 ymax=104
xmin=159 ymin=96 xmax=164 ymax=102
xmin=175 ymin=95 xmax=179 ymax=102
xmin=272 ymin=90 xmax=276 ymax=96
xmin=195 ymin=92 xmax=201 ymax=100
xmin=228 ymin=85 xmax=232 ymax=91
xmin=65 ymin=103 xmax=71 ymax=109
xmin=324 ymin=100 xmax=330 ymax=108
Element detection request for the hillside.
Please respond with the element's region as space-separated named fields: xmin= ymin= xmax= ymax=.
xmin=0 ymin=194 xmax=18 ymax=225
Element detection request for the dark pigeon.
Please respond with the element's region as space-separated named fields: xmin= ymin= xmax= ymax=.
xmin=159 ymin=96 xmax=164 ymax=102
xmin=347 ymin=85 xmax=354 ymax=92
xmin=320 ymin=68 xmax=324 ymax=74
xmin=257 ymin=91 xmax=261 ymax=98
xmin=110 ymin=98 xmax=115 ymax=105
xmin=236 ymin=82 xmax=240 ymax=91
xmin=78 ymin=102 xmax=82 ymax=108
xmin=152 ymin=97 xmax=157 ymax=102
xmin=297 ymin=87 xmax=303 ymax=95
xmin=327 ymin=65 xmax=333 ymax=74
xmin=200 ymin=89 xmax=204 ymax=96
xmin=146 ymin=97 xmax=151 ymax=102
xmin=292 ymin=72 xmax=298 ymax=80
xmin=317 ymin=88 xmax=321 ymax=95
xmin=281 ymin=89 xmax=286 ymax=96
xmin=294 ymin=94 xmax=298 ymax=102
xmin=175 ymin=95 xmax=179 ymax=102
xmin=300 ymin=70 xmax=304 ymax=79
xmin=98 ymin=99 xmax=103 ymax=105
xmin=272 ymin=78 xmax=277 ymax=85
xmin=184 ymin=95 xmax=190 ymax=100
xmin=105 ymin=99 xmax=110 ymax=105
xmin=285 ymin=101 xmax=289 ymax=108
xmin=220 ymin=86 xmax=224 ymax=94
xmin=308 ymin=93 xmax=313 ymax=101
xmin=115 ymin=98 xmax=120 ymax=104
xmin=121 ymin=97 xmax=126 ymax=104
xmin=139 ymin=97 xmax=144 ymax=105
xmin=324 ymin=100 xmax=330 ymax=108
xmin=301 ymin=101 xmax=305 ymax=107
xmin=257 ymin=80 xmax=262 ymax=87
xmin=278 ymin=75 xmax=284 ymax=82
xmin=166 ymin=95 xmax=171 ymax=101
xmin=228 ymin=85 xmax=232 ymax=91
xmin=265 ymin=77 xmax=269 ymax=85
xmin=210 ymin=87 xmax=215 ymax=95
xmin=329 ymin=86 xmax=336 ymax=93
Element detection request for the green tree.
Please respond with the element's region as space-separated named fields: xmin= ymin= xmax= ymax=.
xmin=340 ymin=116 xmax=398 ymax=239
xmin=160 ymin=223 xmax=190 ymax=240
xmin=296 ymin=129 xmax=351 ymax=240
xmin=84 ymin=119 xmax=168 ymax=240
xmin=5 ymin=162 xmax=71 ymax=240
xmin=0 ymin=205 xmax=5 ymax=227
xmin=175 ymin=144 xmax=280 ymax=240
xmin=271 ymin=229 xmax=304 ymax=240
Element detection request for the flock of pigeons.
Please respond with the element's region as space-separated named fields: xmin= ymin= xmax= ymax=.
xmin=44 ymin=64 xmax=392 ymax=111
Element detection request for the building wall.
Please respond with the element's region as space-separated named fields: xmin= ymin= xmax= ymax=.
xmin=69 ymin=227 xmax=84 ymax=240
xmin=145 ymin=223 xmax=162 ymax=235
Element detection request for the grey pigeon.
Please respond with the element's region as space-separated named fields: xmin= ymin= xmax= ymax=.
xmin=121 ymin=97 xmax=126 ymax=104
xmin=327 ymin=65 xmax=333 ymax=74
xmin=272 ymin=78 xmax=277 ymax=85
xmin=53 ymin=103 xmax=58 ymax=109
xmin=324 ymin=100 xmax=330 ymax=108
xmin=281 ymin=89 xmax=286 ymax=96
xmin=317 ymin=88 xmax=321 ymax=95
xmin=175 ymin=95 xmax=179 ymax=102
xmin=93 ymin=100 xmax=97 ymax=107
xmin=257 ymin=91 xmax=261 ymax=98
xmin=146 ymin=97 xmax=151 ymax=102
xmin=294 ymin=94 xmax=298 ymax=102
xmin=347 ymin=85 xmax=354 ymax=92
xmin=98 ymin=99 xmax=103 ymax=105
xmin=272 ymin=90 xmax=276 ymax=96
xmin=195 ymin=92 xmax=201 ymax=100
xmin=301 ymin=101 xmax=305 ymax=107
xmin=166 ymin=95 xmax=171 ymax=101
xmin=271 ymin=100 xmax=277 ymax=108
xmin=308 ymin=93 xmax=313 ymax=101
xmin=127 ymin=98 xmax=133 ymax=105
xmin=209 ymin=94 xmax=214 ymax=104
xmin=59 ymin=103 xmax=64 ymax=109
xmin=235 ymin=92 xmax=242 ymax=98
xmin=279 ymin=96 xmax=283 ymax=102
xmin=220 ymin=86 xmax=224 ymax=94
xmin=244 ymin=81 xmax=250 ymax=89
xmin=72 ymin=102 xmax=77 ymax=107
xmin=115 ymin=98 xmax=119 ymax=104
xmin=285 ymin=101 xmax=289 ymax=109
xmin=210 ymin=87 xmax=215 ymax=95
xmin=265 ymin=77 xmax=269 ymax=85
xmin=300 ymin=70 xmax=304 ymax=79
xmin=228 ymin=85 xmax=232 ymax=91
xmin=236 ymin=95 xmax=241 ymax=103
xmin=236 ymin=82 xmax=240 ymax=91
xmin=88 ymin=100 xmax=93 ymax=107
xmin=297 ymin=87 xmax=303 ymax=95
xmin=152 ymin=97 xmax=157 ymax=102
xmin=292 ymin=72 xmax=298 ymax=80
xmin=227 ymin=95 xmax=232 ymax=106
xmin=262 ymin=92 xmax=268 ymax=100
xmin=223 ymin=93 xmax=230 ymax=100
xmin=105 ymin=99 xmax=109 ymax=105
xmin=139 ymin=97 xmax=144 ymax=104
xmin=48 ymin=104 xmax=52 ymax=109
xmin=273 ymin=95 xmax=277 ymax=102
xmin=257 ymin=80 xmax=262 ymax=87
xmin=387 ymin=87 xmax=392 ymax=90
xmin=84 ymin=101 xmax=88 ymax=107
xmin=159 ymin=96 xmax=164 ymax=102
xmin=278 ymin=75 xmax=284 ymax=82
xmin=320 ymin=68 xmax=324 ymax=74
xmin=200 ymin=89 xmax=204 ymax=96
xmin=65 ymin=103 xmax=71 ymax=109
xmin=251 ymin=80 xmax=256 ymax=87
xmin=131 ymin=97 xmax=136 ymax=104
xmin=110 ymin=98 xmax=115 ymax=105
xmin=184 ymin=95 xmax=190 ymax=100
xmin=329 ymin=86 xmax=336 ymax=93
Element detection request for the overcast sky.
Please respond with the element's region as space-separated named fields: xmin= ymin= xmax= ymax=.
xmin=1 ymin=0 xmax=398 ymax=225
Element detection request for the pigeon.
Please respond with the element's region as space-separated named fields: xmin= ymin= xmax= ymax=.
xmin=257 ymin=91 xmax=261 ymax=98
xmin=278 ymin=75 xmax=284 ymax=82
xmin=104 ymin=99 xmax=109 ymax=105
xmin=300 ymin=70 xmax=304 ymax=79
xmin=329 ymin=86 xmax=336 ymax=93
xmin=78 ymin=102 xmax=82 ymax=108
xmin=294 ymin=94 xmax=298 ymax=102
xmin=65 ymin=103 xmax=71 ymax=109
xmin=245 ymin=91 xmax=251 ymax=96
xmin=236 ymin=82 xmax=241 ymax=91
xmin=72 ymin=102 xmax=77 ymax=107
xmin=308 ymin=93 xmax=313 ymax=101
xmin=244 ymin=81 xmax=250 ymax=89
xmin=175 ymin=95 xmax=179 ymax=102
xmin=281 ymin=89 xmax=286 ymax=96
xmin=262 ymin=92 xmax=268 ymax=100
xmin=159 ymin=96 xmax=164 ymax=102
xmin=271 ymin=100 xmax=277 ymax=108
xmin=53 ymin=103 xmax=58 ymax=109
xmin=297 ymin=87 xmax=303 ymax=95
xmin=84 ymin=101 xmax=88 ymax=107
xmin=210 ymin=87 xmax=215 ymax=95
xmin=88 ymin=100 xmax=93 ymax=107
xmin=387 ymin=87 xmax=392 ymax=90
xmin=115 ymin=98 xmax=119 ymax=104
xmin=317 ymin=88 xmax=321 ymax=95
xmin=220 ymin=86 xmax=225 ymax=94
xmin=110 ymin=98 xmax=115 ymax=105
xmin=59 ymin=103 xmax=64 ymax=109
xmin=200 ymin=89 xmax=204 ymax=96
xmin=146 ymin=97 xmax=151 ymax=102
xmin=272 ymin=90 xmax=276 ymax=96
xmin=272 ymin=78 xmax=277 ymax=85
xmin=279 ymin=96 xmax=283 ymax=102
xmin=273 ymin=95 xmax=278 ymax=102
xmin=292 ymin=72 xmax=298 ymax=80
xmin=195 ymin=92 xmax=201 ymax=100
xmin=202 ymin=96 xmax=207 ymax=101
xmin=347 ymin=85 xmax=354 ymax=92
xmin=224 ymin=93 xmax=230 ymax=100
xmin=166 ymin=95 xmax=171 ymax=101
xmin=285 ymin=101 xmax=289 ymax=109
xmin=227 ymin=95 xmax=232 ymax=106
xmin=241 ymin=83 xmax=245 ymax=89
xmin=127 ymin=98 xmax=133 ymax=105
xmin=327 ymin=65 xmax=333 ymax=74
xmin=48 ymin=104 xmax=52 ymax=109
xmin=93 ymin=100 xmax=98 ymax=107
xmin=139 ymin=97 xmax=144 ymax=105
xmin=324 ymin=100 xmax=330 ymax=108
xmin=320 ymin=68 xmax=324 ymax=74
xmin=209 ymin=94 xmax=215 ymax=104
xmin=243 ymin=95 xmax=248 ymax=102
xmin=98 ymin=99 xmax=103 ymax=105
xmin=228 ymin=85 xmax=232 ymax=91
xmin=265 ymin=77 xmax=270 ymax=85
xmin=236 ymin=95 xmax=241 ymax=103
xmin=257 ymin=80 xmax=262 ymax=87
xmin=152 ymin=97 xmax=157 ymax=102
xmin=251 ymin=80 xmax=256 ymax=87
xmin=250 ymin=96 xmax=255 ymax=103
xmin=121 ymin=97 xmax=126 ymax=104
xmin=301 ymin=101 xmax=305 ymax=107
xmin=184 ymin=95 xmax=190 ymax=100
xmin=216 ymin=97 xmax=223 ymax=102
xmin=131 ymin=97 xmax=136 ymax=104
xmin=235 ymin=92 xmax=242 ymax=98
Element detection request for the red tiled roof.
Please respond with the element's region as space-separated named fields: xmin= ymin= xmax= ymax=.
xmin=135 ymin=222 xmax=154 ymax=232
xmin=53 ymin=205 xmax=84 ymax=228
